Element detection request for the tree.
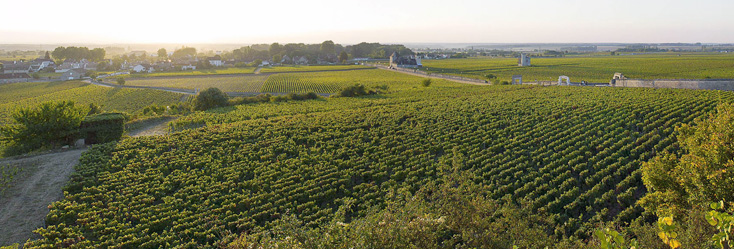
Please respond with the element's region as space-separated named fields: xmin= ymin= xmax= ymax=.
xmin=0 ymin=101 xmax=86 ymax=155
xmin=116 ymin=77 xmax=125 ymax=85
xmin=44 ymin=51 xmax=51 ymax=59
xmin=273 ymin=55 xmax=282 ymax=64
xmin=269 ymin=43 xmax=284 ymax=57
xmin=194 ymin=88 xmax=229 ymax=111
xmin=90 ymin=48 xmax=106 ymax=62
xmin=171 ymin=47 xmax=197 ymax=61
xmin=157 ymin=48 xmax=167 ymax=60
xmin=339 ymin=51 xmax=349 ymax=63
xmin=251 ymin=59 xmax=263 ymax=67
xmin=320 ymin=40 xmax=336 ymax=55
xmin=85 ymin=71 xmax=99 ymax=80
xmin=640 ymin=103 xmax=734 ymax=218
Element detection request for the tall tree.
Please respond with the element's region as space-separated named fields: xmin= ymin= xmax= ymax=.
xmin=320 ymin=40 xmax=336 ymax=55
xmin=269 ymin=43 xmax=284 ymax=57
xmin=339 ymin=51 xmax=349 ymax=63
xmin=157 ymin=48 xmax=167 ymax=60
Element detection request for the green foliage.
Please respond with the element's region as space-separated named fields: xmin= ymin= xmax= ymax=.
xmin=0 ymin=244 xmax=19 ymax=249
xmin=25 ymin=82 xmax=734 ymax=247
xmin=80 ymin=113 xmax=126 ymax=144
xmin=194 ymin=88 xmax=229 ymax=111
xmin=125 ymin=75 xmax=268 ymax=93
xmin=706 ymin=201 xmax=734 ymax=248
xmin=640 ymin=103 xmax=734 ymax=217
xmin=421 ymin=53 xmax=734 ymax=83
xmin=657 ymin=217 xmax=681 ymax=248
xmin=422 ymin=78 xmax=432 ymax=87
xmin=116 ymin=77 xmax=125 ymax=85
xmin=336 ymin=84 xmax=368 ymax=97
xmin=87 ymin=103 xmax=102 ymax=116
xmin=0 ymin=101 xmax=85 ymax=155
xmin=0 ymin=83 xmax=183 ymax=124
xmin=0 ymin=163 xmax=21 ymax=193
xmin=595 ymin=228 xmax=639 ymax=249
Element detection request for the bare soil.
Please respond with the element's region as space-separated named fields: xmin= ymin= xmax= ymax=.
xmin=0 ymin=149 xmax=85 ymax=246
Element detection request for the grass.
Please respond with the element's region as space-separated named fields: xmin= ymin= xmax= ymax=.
xmin=420 ymin=52 xmax=734 ymax=83
xmin=124 ymin=75 xmax=269 ymax=92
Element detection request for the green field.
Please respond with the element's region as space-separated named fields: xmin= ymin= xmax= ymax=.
xmin=0 ymin=82 xmax=184 ymax=124
xmin=24 ymin=70 xmax=734 ymax=247
xmin=261 ymin=69 xmax=423 ymax=93
xmin=421 ymin=53 xmax=734 ymax=83
xmin=125 ymin=75 xmax=269 ymax=92
xmin=126 ymin=67 xmax=257 ymax=78
xmin=258 ymin=64 xmax=373 ymax=73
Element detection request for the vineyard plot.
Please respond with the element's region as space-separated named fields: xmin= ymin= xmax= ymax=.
xmin=125 ymin=75 xmax=269 ymax=92
xmin=25 ymin=85 xmax=734 ymax=248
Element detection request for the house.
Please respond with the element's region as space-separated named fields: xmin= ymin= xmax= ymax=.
xmin=180 ymin=64 xmax=197 ymax=70
xmin=30 ymin=58 xmax=55 ymax=72
xmin=281 ymin=55 xmax=292 ymax=64
xmin=132 ymin=64 xmax=153 ymax=73
xmin=3 ymin=62 xmax=32 ymax=73
xmin=60 ymin=69 xmax=86 ymax=80
xmin=389 ymin=52 xmax=422 ymax=68
xmin=0 ymin=73 xmax=32 ymax=83
xmin=294 ymin=56 xmax=309 ymax=65
xmin=207 ymin=56 xmax=224 ymax=67
xmin=85 ymin=62 xmax=98 ymax=71
xmin=56 ymin=59 xmax=90 ymax=73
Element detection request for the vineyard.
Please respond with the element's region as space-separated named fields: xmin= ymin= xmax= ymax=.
xmin=124 ymin=75 xmax=269 ymax=92
xmin=260 ymin=69 xmax=428 ymax=93
xmin=23 ymin=81 xmax=734 ymax=247
xmin=258 ymin=65 xmax=372 ymax=74
xmin=421 ymin=53 xmax=734 ymax=83
xmin=127 ymin=67 xmax=257 ymax=78
xmin=0 ymin=82 xmax=184 ymax=124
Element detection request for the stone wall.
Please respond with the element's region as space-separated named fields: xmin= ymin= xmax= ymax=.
xmin=613 ymin=79 xmax=734 ymax=91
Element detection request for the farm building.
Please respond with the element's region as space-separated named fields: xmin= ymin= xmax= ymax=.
xmin=3 ymin=62 xmax=32 ymax=73
xmin=518 ymin=53 xmax=531 ymax=67
xmin=60 ymin=68 xmax=86 ymax=80
xmin=0 ymin=73 xmax=32 ymax=83
xmin=389 ymin=52 xmax=422 ymax=68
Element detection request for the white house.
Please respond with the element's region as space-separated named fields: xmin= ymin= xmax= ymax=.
xmin=132 ymin=64 xmax=154 ymax=73
xmin=208 ymin=56 xmax=224 ymax=67
xmin=60 ymin=69 xmax=86 ymax=80
xmin=181 ymin=64 xmax=197 ymax=70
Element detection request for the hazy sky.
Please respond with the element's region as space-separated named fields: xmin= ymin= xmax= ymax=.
xmin=1 ymin=0 xmax=733 ymax=44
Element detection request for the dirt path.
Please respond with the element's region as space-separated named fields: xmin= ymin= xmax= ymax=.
xmin=0 ymin=149 xmax=86 ymax=246
xmin=0 ymin=118 xmax=178 ymax=246
xmin=127 ymin=117 xmax=176 ymax=137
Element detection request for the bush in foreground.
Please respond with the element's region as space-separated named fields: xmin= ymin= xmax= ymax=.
xmin=194 ymin=88 xmax=229 ymax=111
xmin=0 ymin=101 xmax=86 ymax=156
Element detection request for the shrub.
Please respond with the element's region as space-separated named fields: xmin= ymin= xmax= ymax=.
xmin=194 ymin=88 xmax=229 ymax=111
xmin=116 ymin=77 xmax=125 ymax=85
xmin=80 ymin=113 xmax=126 ymax=144
xmin=0 ymin=101 xmax=86 ymax=155
xmin=337 ymin=84 xmax=367 ymax=97
xmin=422 ymin=79 xmax=432 ymax=87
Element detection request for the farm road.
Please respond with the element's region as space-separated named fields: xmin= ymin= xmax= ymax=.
xmin=0 ymin=149 xmax=85 ymax=246
xmin=373 ymin=65 xmax=489 ymax=86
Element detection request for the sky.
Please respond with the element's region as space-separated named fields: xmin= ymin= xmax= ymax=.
xmin=1 ymin=0 xmax=733 ymax=44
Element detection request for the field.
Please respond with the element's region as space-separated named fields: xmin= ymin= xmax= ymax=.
xmin=122 ymin=69 xmax=424 ymax=94
xmin=0 ymin=82 xmax=184 ymax=124
xmin=126 ymin=67 xmax=257 ymax=78
xmin=23 ymin=70 xmax=734 ymax=247
xmin=124 ymin=75 xmax=269 ymax=92
xmin=421 ymin=53 xmax=734 ymax=83
xmin=261 ymin=69 xmax=423 ymax=93
xmin=258 ymin=64 xmax=372 ymax=73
